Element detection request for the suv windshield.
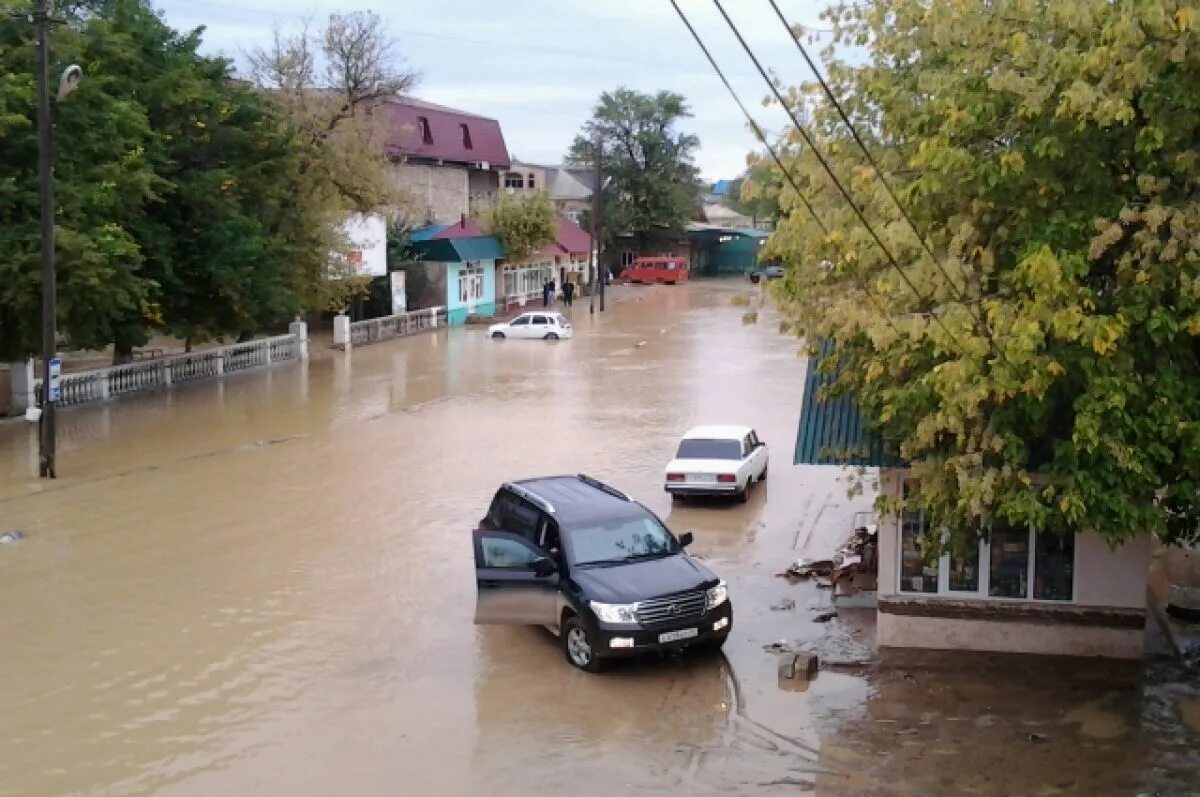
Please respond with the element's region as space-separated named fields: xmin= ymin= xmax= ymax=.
xmin=676 ymin=438 xmax=742 ymax=460
xmin=569 ymin=515 xmax=678 ymax=566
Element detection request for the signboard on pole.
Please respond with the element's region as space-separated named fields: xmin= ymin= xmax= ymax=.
xmin=47 ymin=357 xmax=61 ymax=403
xmin=330 ymin=213 xmax=388 ymax=279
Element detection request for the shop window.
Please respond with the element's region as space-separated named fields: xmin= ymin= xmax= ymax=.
xmin=948 ymin=542 xmax=980 ymax=592
xmin=989 ymin=524 xmax=1031 ymax=598
xmin=899 ymin=506 xmax=939 ymax=594
xmin=895 ymin=486 xmax=1076 ymax=602
xmin=1034 ymin=532 xmax=1074 ymax=601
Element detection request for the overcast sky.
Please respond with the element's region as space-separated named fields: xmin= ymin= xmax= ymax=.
xmin=154 ymin=0 xmax=838 ymax=181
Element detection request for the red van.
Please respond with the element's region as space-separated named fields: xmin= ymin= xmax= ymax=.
xmin=622 ymin=256 xmax=690 ymax=285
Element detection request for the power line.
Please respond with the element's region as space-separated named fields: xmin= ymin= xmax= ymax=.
xmin=667 ymin=0 xmax=825 ymax=236
xmin=668 ymin=0 xmax=915 ymax=342
xmin=767 ymin=0 xmax=986 ymax=339
xmin=708 ymin=0 xmax=969 ymax=355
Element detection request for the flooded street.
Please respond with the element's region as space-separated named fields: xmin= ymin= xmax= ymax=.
xmin=1 ymin=282 xmax=1197 ymax=796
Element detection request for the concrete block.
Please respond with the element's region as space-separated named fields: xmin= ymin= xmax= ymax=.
xmin=778 ymin=650 xmax=819 ymax=681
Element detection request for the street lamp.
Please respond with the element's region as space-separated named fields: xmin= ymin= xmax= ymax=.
xmin=33 ymin=0 xmax=82 ymax=478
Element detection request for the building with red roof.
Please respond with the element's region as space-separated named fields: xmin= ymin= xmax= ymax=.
xmin=381 ymin=97 xmax=511 ymax=225
xmin=497 ymin=214 xmax=595 ymax=312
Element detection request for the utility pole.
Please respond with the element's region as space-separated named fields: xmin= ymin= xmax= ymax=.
xmin=35 ymin=0 xmax=57 ymax=479
xmin=588 ymin=142 xmax=596 ymax=315
xmin=593 ymin=138 xmax=605 ymax=312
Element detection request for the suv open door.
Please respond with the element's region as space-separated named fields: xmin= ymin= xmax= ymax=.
xmin=472 ymin=530 xmax=559 ymax=625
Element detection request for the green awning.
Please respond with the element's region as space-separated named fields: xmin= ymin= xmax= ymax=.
xmin=795 ymin=339 xmax=898 ymax=467
xmin=412 ymin=236 xmax=505 ymax=262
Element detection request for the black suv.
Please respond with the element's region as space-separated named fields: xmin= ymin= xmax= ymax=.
xmin=473 ymin=474 xmax=732 ymax=672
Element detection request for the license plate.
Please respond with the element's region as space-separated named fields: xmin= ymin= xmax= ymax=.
xmin=658 ymin=628 xmax=698 ymax=644
xmin=689 ymin=474 xmax=715 ymax=484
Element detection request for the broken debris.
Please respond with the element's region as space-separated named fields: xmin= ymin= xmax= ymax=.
xmin=770 ymin=598 xmax=796 ymax=612
xmin=778 ymin=651 xmax=820 ymax=681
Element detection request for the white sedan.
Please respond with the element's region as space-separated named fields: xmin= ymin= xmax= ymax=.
xmin=489 ymin=312 xmax=573 ymax=341
xmin=664 ymin=425 xmax=769 ymax=503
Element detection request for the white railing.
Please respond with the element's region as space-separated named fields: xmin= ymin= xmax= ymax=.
xmin=34 ymin=333 xmax=302 ymax=409
xmin=349 ymin=306 xmax=446 ymax=347
xmin=500 ymin=290 xmax=544 ymax=310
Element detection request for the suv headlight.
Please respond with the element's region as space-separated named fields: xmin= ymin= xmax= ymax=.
xmin=590 ymin=601 xmax=639 ymax=624
xmin=705 ymin=581 xmax=728 ymax=611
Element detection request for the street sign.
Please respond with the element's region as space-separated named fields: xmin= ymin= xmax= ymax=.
xmin=48 ymin=357 xmax=61 ymax=403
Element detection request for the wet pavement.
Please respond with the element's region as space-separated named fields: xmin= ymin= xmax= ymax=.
xmin=0 ymin=282 xmax=1197 ymax=796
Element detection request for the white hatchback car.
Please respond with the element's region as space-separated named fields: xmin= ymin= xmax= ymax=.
xmin=664 ymin=425 xmax=769 ymax=502
xmin=489 ymin=311 xmax=573 ymax=341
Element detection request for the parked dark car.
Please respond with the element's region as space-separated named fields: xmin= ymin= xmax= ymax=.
xmin=750 ymin=264 xmax=784 ymax=283
xmin=473 ymin=474 xmax=732 ymax=672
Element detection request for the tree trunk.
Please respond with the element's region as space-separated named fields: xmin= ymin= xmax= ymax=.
xmin=237 ymin=331 xmax=254 ymax=343
xmin=112 ymin=335 xmax=134 ymax=366
xmin=184 ymin=337 xmax=193 ymax=354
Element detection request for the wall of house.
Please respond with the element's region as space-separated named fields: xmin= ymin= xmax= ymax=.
xmin=1075 ymin=533 xmax=1151 ymax=608
xmin=875 ymin=469 xmax=1149 ymax=658
xmin=503 ymin=164 xmax=548 ymax=196
xmin=469 ymin=169 xmax=500 ymax=215
xmin=392 ymin=162 xmax=469 ymax=225
xmin=556 ymin=198 xmax=589 ymax=222
xmin=445 ymin=260 xmax=497 ymax=325
xmin=876 ymin=613 xmax=1144 ymax=658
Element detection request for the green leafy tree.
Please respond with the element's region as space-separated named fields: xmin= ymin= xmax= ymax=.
xmin=484 ymin=191 xmax=557 ymax=263
xmin=0 ymin=0 xmax=162 ymax=360
xmin=569 ymin=88 xmax=701 ymax=251
xmin=0 ymin=1 xmax=381 ymax=361
xmin=765 ymin=0 xmax=1200 ymax=547
xmin=727 ymin=158 xmax=783 ymax=223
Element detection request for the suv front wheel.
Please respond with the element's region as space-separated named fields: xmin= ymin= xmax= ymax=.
xmin=562 ymin=615 xmax=606 ymax=673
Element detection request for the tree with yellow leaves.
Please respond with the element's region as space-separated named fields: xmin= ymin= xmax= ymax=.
xmin=761 ymin=0 xmax=1200 ymax=546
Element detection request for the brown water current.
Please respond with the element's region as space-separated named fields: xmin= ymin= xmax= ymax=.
xmin=1 ymin=282 xmax=1196 ymax=796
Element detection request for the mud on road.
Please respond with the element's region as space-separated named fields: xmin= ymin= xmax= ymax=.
xmin=0 ymin=282 xmax=1196 ymax=796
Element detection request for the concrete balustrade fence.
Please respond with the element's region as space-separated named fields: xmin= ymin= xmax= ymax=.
xmin=6 ymin=321 xmax=308 ymax=415
xmin=339 ymin=306 xmax=445 ymax=349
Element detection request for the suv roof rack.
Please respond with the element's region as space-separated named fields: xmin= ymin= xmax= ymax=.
xmin=576 ymin=474 xmax=631 ymax=502
xmin=505 ymin=482 xmax=556 ymax=514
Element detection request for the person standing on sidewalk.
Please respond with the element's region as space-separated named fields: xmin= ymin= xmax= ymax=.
xmin=562 ymin=280 xmax=575 ymax=308
xmin=542 ymin=280 xmax=552 ymax=307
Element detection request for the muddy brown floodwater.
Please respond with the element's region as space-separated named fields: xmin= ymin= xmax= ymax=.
xmin=0 ymin=282 xmax=1197 ymax=796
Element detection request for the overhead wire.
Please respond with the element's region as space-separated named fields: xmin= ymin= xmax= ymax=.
xmin=706 ymin=0 xmax=970 ymax=356
xmin=766 ymin=0 xmax=988 ymax=338
xmin=668 ymin=0 xmax=910 ymax=341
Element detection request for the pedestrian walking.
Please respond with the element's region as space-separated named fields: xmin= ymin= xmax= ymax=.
xmin=542 ymin=280 xmax=551 ymax=307
xmin=548 ymin=279 xmax=556 ymax=305
xmin=563 ymin=281 xmax=575 ymax=307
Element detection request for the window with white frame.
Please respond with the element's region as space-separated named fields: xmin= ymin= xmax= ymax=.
xmin=620 ymin=251 xmax=636 ymax=267
xmin=897 ymin=484 xmax=1076 ymax=602
xmin=458 ymin=262 xmax=484 ymax=304
xmin=504 ymin=172 xmax=524 ymax=189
